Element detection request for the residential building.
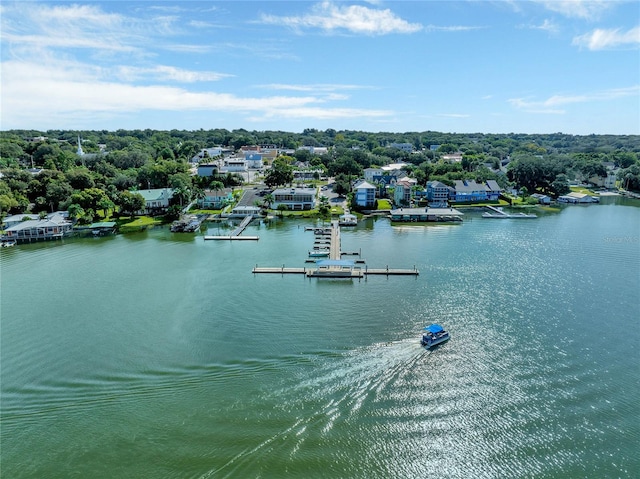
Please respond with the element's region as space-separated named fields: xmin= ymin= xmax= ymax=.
xmin=426 ymin=181 xmax=452 ymax=207
xmin=197 ymin=188 xmax=234 ymax=209
xmin=223 ymin=157 xmax=247 ymax=172
xmin=394 ymin=180 xmax=413 ymax=207
xmin=557 ymin=192 xmax=598 ymax=204
xmin=2 ymin=213 xmax=40 ymax=229
xmin=271 ymin=187 xmax=317 ymax=211
xmin=244 ymin=152 xmax=263 ymax=169
xmin=389 ymin=142 xmax=413 ymax=152
xmin=452 ymin=180 xmax=488 ymax=202
xmin=531 ymin=193 xmax=551 ymax=204
xmin=485 ymin=180 xmax=502 ymax=201
xmin=133 ymin=188 xmax=174 ymax=214
xmin=364 ymin=168 xmax=384 ymax=183
xmin=3 ymin=213 xmax=73 ymax=242
xmin=197 ymin=163 xmax=220 ymax=177
xmin=353 ymin=180 xmax=376 ymax=208
xmin=293 ymin=169 xmax=323 ymax=182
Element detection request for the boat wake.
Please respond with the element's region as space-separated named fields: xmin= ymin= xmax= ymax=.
xmin=203 ymin=339 xmax=431 ymax=477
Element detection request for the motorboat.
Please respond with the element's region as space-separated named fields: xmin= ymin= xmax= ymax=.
xmin=308 ymin=250 xmax=330 ymax=257
xmin=421 ymin=324 xmax=450 ymax=348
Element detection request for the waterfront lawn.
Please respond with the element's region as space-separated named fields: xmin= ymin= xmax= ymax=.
xmin=570 ymin=186 xmax=598 ymax=195
xmin=377 ymin=199 xmax=392 ymax=210
xmin=117 ymin=216 xmax=162 ymax=233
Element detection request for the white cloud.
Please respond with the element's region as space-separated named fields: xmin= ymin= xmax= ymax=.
xmin=1 ymin=3 xmax=145 ymax=53
xmin=260 ymin=83 xmax=374 ymax=92
xmin=519 ymin=19 xmax=559 ymax=34
xmin=424 ymin=25 xmax=485 ymax=33
xmin=116 ymin=65 xmax=233 ymax=83
xmin=259 ymin=1 xmax=422 ymax=35
xmin=572 ymin=26 xmax=640 ymax=50
xmin=509 ymin=86 xmax=640 ymax=113
xmin=535 ymin=1 xmax=613 ymax=20
xmin=0 ymin=60 xmax=393 ymax=128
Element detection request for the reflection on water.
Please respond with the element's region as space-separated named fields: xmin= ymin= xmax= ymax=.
xmin=1 ymin=199 xmax=638 ymax=478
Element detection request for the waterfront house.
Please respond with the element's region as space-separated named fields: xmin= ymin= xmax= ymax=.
xmin=3 ymin=213 xmax=73 ymax=242
xmin=2 ymin=213 xmax=40 ymax=229
xmin=557 ymin=192 xmax=597 ymax=204
xmin=452 ymin=180 xmax=488 ymax=202
xmin=426 ymin=181 xmax=453 ymax=207
xmin=230 ymin=205 xmax=262 ymax=218
xmin=394 ymin=180 xmax=413 ymax=207
xmin=485 ymin=180 xmax=502 ymax=201
xmin=531 ymin=193 xmax=552 ymax=204
xmin=133 ymin=188 xmax=174 ymax=214
xmin=271 ymin=187 xmax=317 ymax=211
xmin=197 ymin=188 xmax=234 ymax=209
xmin=353 ymin=180 xmax=376 ymax=208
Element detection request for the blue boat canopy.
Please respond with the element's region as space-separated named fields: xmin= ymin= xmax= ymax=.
xmin=424 ymin=324 xmax=444 ymax=333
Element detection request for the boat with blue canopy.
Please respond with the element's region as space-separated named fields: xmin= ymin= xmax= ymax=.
xmin=421 ymin=324 xmax=450 ymax=348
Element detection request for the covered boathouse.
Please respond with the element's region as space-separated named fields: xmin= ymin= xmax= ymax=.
xmin=389 ymin=207 xmax=464 ymax=223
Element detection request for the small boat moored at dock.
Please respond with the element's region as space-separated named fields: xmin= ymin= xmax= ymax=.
xmin=421 ymin=324 xmax=450 ymax=348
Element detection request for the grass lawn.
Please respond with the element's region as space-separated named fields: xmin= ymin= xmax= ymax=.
xmin=377 ymin=199 xmax=392 ymax=209
xmin=117 ymin=216 xmax=163 ymax=233
xmin=570 ymin=186 xmax=598 ymax=195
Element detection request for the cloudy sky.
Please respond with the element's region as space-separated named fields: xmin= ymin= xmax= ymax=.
xmin=1 ymin=1 xmax=638 ymax=134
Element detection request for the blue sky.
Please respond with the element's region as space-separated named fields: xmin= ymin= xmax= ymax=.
xmin=1 ymin=1 xmax=639 ymax=135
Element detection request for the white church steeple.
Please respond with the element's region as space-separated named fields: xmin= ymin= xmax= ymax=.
xmin=76 ymin=135 xmax=84 ymax=156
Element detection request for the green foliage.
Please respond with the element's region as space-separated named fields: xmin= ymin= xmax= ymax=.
xmin=265 ymin=162 xmax=293 ymax=188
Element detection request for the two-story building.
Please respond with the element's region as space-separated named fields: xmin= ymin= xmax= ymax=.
xmin=452 ymin=180 xmax=488 ymax=202
xmin=197 ymin=188 xmax=234 ymax=209
xmin=133 ymin=188 xmax=175 ymax=214
xmin=271 ymin=187 xmax=317 ymax=211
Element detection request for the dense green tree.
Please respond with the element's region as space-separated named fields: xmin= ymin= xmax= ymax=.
xmin=117 ymin=191 xmax=145 ymax=218
xmin=264 ymin=162 xmax=293 ymax=188
xmin=66 ymin=168 xmax=95 ymax=190
xmin=550 ymin=174 xmax=571 ymax=196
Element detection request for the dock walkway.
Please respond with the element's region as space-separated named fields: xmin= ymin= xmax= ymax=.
xmin=253 ymin=221 xmax=418 ymax=278
xmin=204 ymin=215 xmax=259 ymax=240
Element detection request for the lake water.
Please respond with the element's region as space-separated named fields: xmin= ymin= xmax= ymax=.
xmin=1 ymin=197 xmax=639 ymax=478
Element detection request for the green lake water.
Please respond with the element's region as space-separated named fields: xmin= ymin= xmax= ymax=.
xmin=1 ymin=197 xmax=639 ymax=478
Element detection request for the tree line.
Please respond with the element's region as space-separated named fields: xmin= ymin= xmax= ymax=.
xmin=1 ymin=128 xmax=639 ymax=221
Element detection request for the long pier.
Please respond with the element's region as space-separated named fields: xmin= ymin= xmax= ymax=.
xmin=253 ymin=220 xmax=418 ymax=278
xmin=252 ymin=265 xmax=419 ymax=277
xmin=204 ymin=215 xmax=259 ymax=240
